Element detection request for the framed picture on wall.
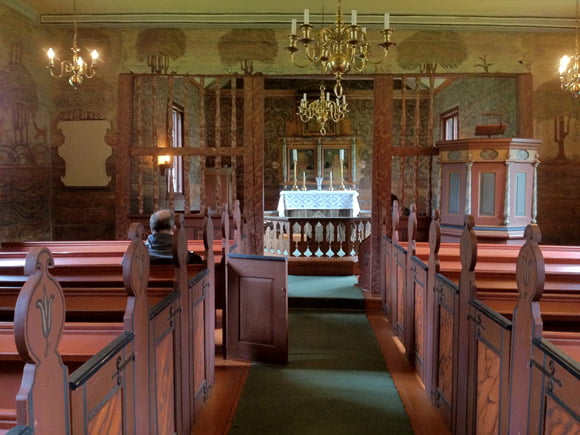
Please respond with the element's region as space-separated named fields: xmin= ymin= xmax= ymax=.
xmin=322 ymin=146 xmax=350 ymax=182
xmin=287 ymin=146 xmax=317 ymax=183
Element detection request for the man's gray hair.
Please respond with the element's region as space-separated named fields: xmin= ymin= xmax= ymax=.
xmin=150 ymin=209 xmax=174 ymax=232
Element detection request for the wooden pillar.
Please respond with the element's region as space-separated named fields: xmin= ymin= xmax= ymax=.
xmin=371 ymin=75 xmax=393 ymax=296
xmin=115 ymin=74 xmax=134 ymax=239
xmin=243 ymin=75 xmax=265 ymax=255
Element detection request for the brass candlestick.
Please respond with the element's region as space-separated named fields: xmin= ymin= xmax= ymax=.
xmin=292 ymin=162 xmax=299 ymax=190
xmin=301 ymin=172 xmax=307 ymax=190
xmin=339 ymin=158 xmax=346 ymax=190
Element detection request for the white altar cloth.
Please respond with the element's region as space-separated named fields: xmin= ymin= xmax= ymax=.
xmin=277 ymin=190 xmax=360 ymax=217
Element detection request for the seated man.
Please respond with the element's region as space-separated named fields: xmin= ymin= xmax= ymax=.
xmin=145 ymin=209 xmax=203 ymax=265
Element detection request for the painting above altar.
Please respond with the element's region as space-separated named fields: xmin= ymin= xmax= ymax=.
xmin=282 ymin=136 xmax=356 ymax=188
xmin=277 ymin=190 xmax=360 ymax=218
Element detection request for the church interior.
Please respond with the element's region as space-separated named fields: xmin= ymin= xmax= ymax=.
xmin=0 ymin=0 xmax=579 ymax=433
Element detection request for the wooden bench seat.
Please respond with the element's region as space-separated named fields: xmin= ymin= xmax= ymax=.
xmin=0 ymin=255 xmax=206 ymax=322
xmin=0 ymin=321 xmax=124 ymax=362
xmin=400 ymin=229 xmax=580 ymax=324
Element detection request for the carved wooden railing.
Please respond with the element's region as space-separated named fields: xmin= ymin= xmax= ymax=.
xmin=263 ymin=216 xmax=371 ymax=258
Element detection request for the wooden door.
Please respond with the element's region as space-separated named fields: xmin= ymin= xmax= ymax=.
xmin=226 ymin=254 xmax=288 ymax=365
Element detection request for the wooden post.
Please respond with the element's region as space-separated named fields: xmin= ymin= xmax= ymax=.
xmin=508 ymin=224 xmax=544 ymax=434
xmin=454 ymin=215 xmax=477 ymax=434
xmin=122 ymin=223 xmax=151 ymax=435
xmin=14 ymin=248 xmax=69 ymax=433
xmin=371 ymin=75 xmax=393 ymax=296
xmin=242 ymin=75 xmax=265 ymax=255
xmin=425 ymin=209 xmax=441 ymax=399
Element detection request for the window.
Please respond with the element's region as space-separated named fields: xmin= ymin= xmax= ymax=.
xmin=170 ymin=104 xmax=184 ymax=195
xmin=441 ymin=107 xmax=459 ymax=141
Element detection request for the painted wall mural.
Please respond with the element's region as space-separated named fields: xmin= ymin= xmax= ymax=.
xmin=218 ymin=29 xmax=278 ymax=74
xmin=0 ymin=9 xmax=50 ymax=241
xmin=397 ymin=31 xmax=468 ymax=73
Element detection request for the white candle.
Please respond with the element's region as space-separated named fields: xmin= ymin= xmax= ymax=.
xmin=293 ymin=149 xmax=298 ymax=161
xmin=351 ymin=10 xmax=357 ymax=26
xmin=303 ymin=172 xmax=306 ymax=184
xmin=304 ymin=9 xmax=310 ymax=25
xmin=329 ymin=170 xmax=333 ymax=185
xmin=384 ymin=13 xmax=390 ymax=29
xmin=303 ymin=92 xmax=307 ymax=102
xmin=291 ymin=18 xmax=297 ymax=34
xmin=340 ymin=149 xmax=345 ymax=160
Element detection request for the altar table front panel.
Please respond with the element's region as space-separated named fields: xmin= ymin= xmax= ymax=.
xmin=277 ymin=191 xmax=360 ymax=217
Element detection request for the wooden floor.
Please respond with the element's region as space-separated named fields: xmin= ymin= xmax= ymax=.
xmin=193 ymin=299 xmax=450 ymax=435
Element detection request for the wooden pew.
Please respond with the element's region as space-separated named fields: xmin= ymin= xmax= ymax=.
xmin=381 ymin=206 xmax=580 ymax=432
xmin=0 ymin=237 xmax=149 ymax=434
xmin=384 ymin=205 xmax=580 ymax=365
xmin=0 ymin=215 xmax=216 ymax=434
xmin=459 ymin=221 xmax=580 ymax=434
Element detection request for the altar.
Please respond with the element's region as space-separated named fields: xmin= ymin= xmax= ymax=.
xmin=277 ymin=190 xmax=360 ymax=218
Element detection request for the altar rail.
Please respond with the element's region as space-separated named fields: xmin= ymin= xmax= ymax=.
xmin=264 ymin=216 xmax=371 ymax=258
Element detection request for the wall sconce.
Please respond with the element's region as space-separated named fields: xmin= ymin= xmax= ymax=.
xmin=157 ymin=155 xmax=172 ymax=175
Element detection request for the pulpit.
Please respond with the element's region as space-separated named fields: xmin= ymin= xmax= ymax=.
xmin=437 ymin=137 xmax=541 ymax=243
xmin=277 ymin=190 xmax=360 ymax=218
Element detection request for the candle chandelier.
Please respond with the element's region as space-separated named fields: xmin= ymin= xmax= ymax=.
xmin=47 ymin=0 xmax=99 ymax=89
xmin=287 ymin=0 xmax=395 ymax=97
xmin=559 ymin=0 xmax=580 ymax=96
xmin=298 ymin=83 xmax=348 ymax=135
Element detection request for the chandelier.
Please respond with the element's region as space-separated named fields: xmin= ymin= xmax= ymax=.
xmin=287 ymin=0 xmax=395 ymax=97
xmin=298 ymin=83 xmax=348 ymax=135
xmin=47 ymin=0 xmax=99 ymax=89
xmin=559 ymin=0 xmax=580 ymax=96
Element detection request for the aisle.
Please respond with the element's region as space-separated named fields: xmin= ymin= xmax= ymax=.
xmin=228 ymin=276 xmax=413 ymax=434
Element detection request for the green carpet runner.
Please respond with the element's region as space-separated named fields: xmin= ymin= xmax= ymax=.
xmin=229 ymin=276 xmax=414 ymax=434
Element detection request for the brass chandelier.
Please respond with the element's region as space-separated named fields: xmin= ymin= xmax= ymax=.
xmin=559 ymin=0 xmax=580 ymax=96
xmin=298 ymin=83 xmax=348 ymax=135
xmin=287 ymin=0 xmax=395 ymax=97
xmin=47 ymin=0 xmax=99 ymax=89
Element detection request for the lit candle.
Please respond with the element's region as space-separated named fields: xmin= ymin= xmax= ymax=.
xmin=90 ymin=49 xmax=99 ymax=66
xmin=351 ymin=10 xmax=357 ymax=26
xmin=47 ymin=48 xmax=55 ymax=66
xmin=340 ymin=149 xmax=345 ymax=160
xmin=293 ymin=149 xmax=298 ymax=161
xmin=304 ymin=9 xmax=310 ymax=25
xmin=384 ymin=13 xmax=390 ymax=29
xmin=291 ymin=18 xmax=297 ymax=34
